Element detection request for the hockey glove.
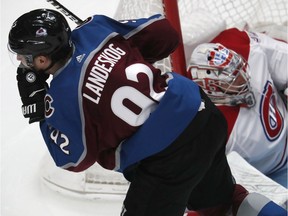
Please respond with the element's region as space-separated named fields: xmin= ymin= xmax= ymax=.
xmin=16 ymin=67 xmax=49 ymax=124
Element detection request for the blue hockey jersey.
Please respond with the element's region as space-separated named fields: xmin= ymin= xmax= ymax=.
xmin=40 ymin=14 xmax=201 ymax=172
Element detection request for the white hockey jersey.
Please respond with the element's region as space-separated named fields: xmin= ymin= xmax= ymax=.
xmin=208 ymin=28 xmax=287 ymax=175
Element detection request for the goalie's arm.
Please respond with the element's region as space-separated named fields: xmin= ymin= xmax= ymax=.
xmin=254 ymin=31 xmax=288 ymax=92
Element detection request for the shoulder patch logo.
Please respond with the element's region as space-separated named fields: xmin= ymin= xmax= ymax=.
xmin=76 ymin=54 xmax=86 ymax=63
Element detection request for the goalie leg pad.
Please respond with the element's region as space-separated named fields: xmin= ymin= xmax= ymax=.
xmin=236 ymin=193 xmax=287 ymax=216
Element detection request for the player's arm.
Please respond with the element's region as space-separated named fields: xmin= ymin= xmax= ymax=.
xmin=252 ymin=31 xmax=288 ymax=107
xmin=16 ymin=66 xmax=49 ymax=123
xmin=250 ymin=31 xmax=288 ymax=91
xmin=98 ymin=14 xmax=180 ymax=63
xmin=125 ymin=16 xmax=180 ymax=63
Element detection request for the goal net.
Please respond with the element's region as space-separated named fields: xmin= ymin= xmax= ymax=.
xmin=41 ymin=0 xmax=287 ymax=203
xmin=115 ymin=0 xmax=287 ymax=75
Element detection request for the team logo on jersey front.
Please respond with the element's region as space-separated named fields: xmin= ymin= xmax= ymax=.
xmin=44 ymin=94 xmax=55 ymax=118
xmin=259 ymin=81 xmax=284 ymax=141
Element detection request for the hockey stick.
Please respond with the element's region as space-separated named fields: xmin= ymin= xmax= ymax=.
xmin=46 ymin=0 xmax=84 ymax=25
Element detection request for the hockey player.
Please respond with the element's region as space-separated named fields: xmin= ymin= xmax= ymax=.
xmin=8 ymin=9 xmax=287 ymax=216
xmin=187 ymin=28 xmax=288 ymax=188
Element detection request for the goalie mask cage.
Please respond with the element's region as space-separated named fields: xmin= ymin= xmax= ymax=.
xmin=41 ymin=0 xmax=287 ymax=200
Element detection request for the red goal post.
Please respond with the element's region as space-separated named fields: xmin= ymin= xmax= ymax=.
xmin=162 ymin=0 xmax=187 ymax=76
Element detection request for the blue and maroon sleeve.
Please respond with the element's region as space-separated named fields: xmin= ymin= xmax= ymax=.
xmin=97 ymin=14 xmax=180 ymax=63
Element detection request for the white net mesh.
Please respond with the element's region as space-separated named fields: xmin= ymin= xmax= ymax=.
xmin=115 ymin=0 xmax=287 ymax=71
xmin=41 ymin=154 xmax=129 ymax=198
xmin=115 ymin=0 xmax=287 ymax=26
xmin=178 ymin=0 xmax=287 ymax=27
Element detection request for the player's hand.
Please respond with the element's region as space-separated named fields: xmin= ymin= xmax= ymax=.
xmin=16 ymin=66 xmax=49 ymax=123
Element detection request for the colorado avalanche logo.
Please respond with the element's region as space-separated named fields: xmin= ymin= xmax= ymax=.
xmin=260 ymin=81 xmax=284 ymax=141
xmin=45 ymin=94 xmax=55 ymax=118
xmin=36 ymin=27 xmax=48 ymax=37
xmin=208 ymin=45 xmax=233 ymax=67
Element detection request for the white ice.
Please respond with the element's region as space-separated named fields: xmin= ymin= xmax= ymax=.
xmin=1 ymin=1 xmax=124 ymax=215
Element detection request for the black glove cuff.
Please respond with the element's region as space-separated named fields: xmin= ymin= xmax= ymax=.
xmin=21 ymin=101 xmax=45 ymax=124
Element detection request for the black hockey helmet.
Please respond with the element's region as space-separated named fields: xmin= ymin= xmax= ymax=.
xmin=8 ymin=9 xmax=72 ymax=67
